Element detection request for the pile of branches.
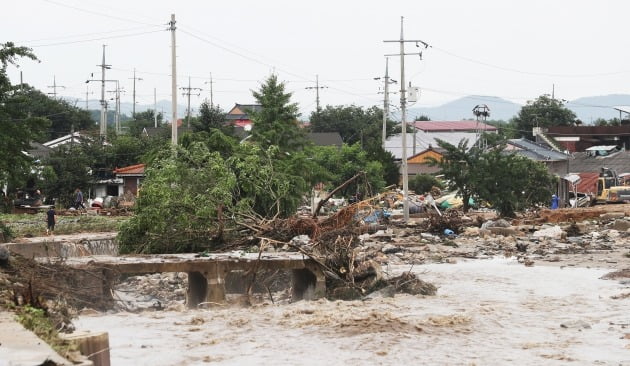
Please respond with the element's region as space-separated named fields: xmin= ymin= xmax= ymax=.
xmin=420 ymin=210 xmax=466 ymax=234
xmin=227 ymin=172 xmax=438 ymax=300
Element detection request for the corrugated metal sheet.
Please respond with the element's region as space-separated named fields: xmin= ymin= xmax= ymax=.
xmin=413 ymin=120 xmax=497 ymax=132
xmin=385 ymin=132 xmax=478 ymax=160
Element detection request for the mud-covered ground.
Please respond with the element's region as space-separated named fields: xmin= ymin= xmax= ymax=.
xmin=73 ymin=206 xmax=630 ymax=365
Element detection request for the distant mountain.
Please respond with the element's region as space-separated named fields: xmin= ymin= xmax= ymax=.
xmin=406 ymin=94 xmax=630 ymax=123
xmin=566 ymin=94 xmax=630 ymax=123
xmin=406 ymin=96 xmax=521 ymax=121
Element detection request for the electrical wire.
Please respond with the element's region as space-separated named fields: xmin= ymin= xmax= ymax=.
xmin=17 ymin=25 xmax=162 ymax=43
xmin=41 ymin=0 xmax=164 ymax=27
xmin=432 ymin=45 xmax=630 ymax=78
xmin=28 ymin=30 xmax=164 ymax=48
xmin=179 ymin=28 xmax=310 ymax=82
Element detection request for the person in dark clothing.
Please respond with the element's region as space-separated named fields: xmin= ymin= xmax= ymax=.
xmin=74 ymin=188 xmax=85 ymax=209
xmin=46 ymin=207 xmax=56 ymax=235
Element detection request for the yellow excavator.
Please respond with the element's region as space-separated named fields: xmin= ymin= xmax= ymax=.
xmin=594 ymin=167 xmax=630 ymax=204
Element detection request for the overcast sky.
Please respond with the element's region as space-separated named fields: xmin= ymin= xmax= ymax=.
xmin=5 ymin=0 xmax=630 ymax=119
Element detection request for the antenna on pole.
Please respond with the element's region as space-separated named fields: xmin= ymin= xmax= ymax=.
xmin=473 ymin=104 xmax=490 ymax=150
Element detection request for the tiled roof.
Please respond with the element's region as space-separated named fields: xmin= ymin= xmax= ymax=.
xmin=413 ymin=120 xmax=497 ymax=132
xmin=114 ymin=164 xmax=145 ymax=176
xmin=307 ymin=132 xmax=343 ymax=147
xmin=507 ymin=138 xmax=570 ymax=161
xmin=567 ymin=150 xmax=630 ymax=174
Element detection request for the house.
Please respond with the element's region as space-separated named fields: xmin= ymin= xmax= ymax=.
xmin=225 ymin=104 xmax=262 ymax=129
xmin=113 ymin=164 xmax=145 ymax=196
xmin=406 ymin=146 xmax=444 ymax=175
xmin=307 ymin=132 xmax=343 ymax=148
xmin=141 ymin=126 xmax=193 ymax=139
xmin=24 ymin=142 xmax=52 ymax=160
xmin=42 ymin=132 xmax=83 ymax=149
xmin=385 ymin=130 xmax=479 ymax=160
xmin=505 ymin=138 xmax=570 ymax=175
xmin=544 ymin=125 xmax=630 ymax=152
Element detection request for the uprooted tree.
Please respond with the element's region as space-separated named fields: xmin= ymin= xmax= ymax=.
xmin=117 ymin=140 xmax=315 ymax=254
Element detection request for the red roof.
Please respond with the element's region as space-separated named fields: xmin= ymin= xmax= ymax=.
xmin=234 ymin=120 xmax=252 ymax=128
xmin=575 ymin=172 xmax=599 ymax=194
xmin=413 ymin=121 xmax=497 ymax=132
xmin=114 ymin=164 xmax=145 ymax=176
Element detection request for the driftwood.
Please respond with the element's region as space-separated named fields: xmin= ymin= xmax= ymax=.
xmin=312 ymin=171 xmax=365 ymax=218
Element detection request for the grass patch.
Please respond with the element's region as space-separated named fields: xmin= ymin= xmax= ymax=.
xmin=14 ymin=305 xmax=76 ymax=356
xmin=0 ymin=213 xmax=129 ymax=238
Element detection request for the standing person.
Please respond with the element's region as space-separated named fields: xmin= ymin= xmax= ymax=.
xmin=46 ymin=206 xmax=56 ymax=235
xmin=74 ymin=188 xmax=85 ymax=210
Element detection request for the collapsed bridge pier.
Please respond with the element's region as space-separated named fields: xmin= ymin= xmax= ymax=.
xmin=64 ymin=252 xmax=326 ymax=308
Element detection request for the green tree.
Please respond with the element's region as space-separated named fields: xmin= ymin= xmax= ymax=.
xmin=118 ymin=141 xmax=314 ymax=253
xmin=414 ymin=115 xmax=431 ymax=121
xmin=191 ymin=102 xmax=235 ymax=135
xmin=475 ymin=149 xmax=555 ymax=217
xmin=118 ymin=142 xmax=238 ymax=253
xmin=40 ymin=143 xmax=92 ymax=207
xmin=309 ymin=105 xmax=395 ymax=147
xmin=125 ymin=109 xmax=163 ymax=137
xmin=309 ymin=105 xmax=398 ymax=187
xmin=310 ymin=143 xmax=386 ymax=197
xmin=430 ymin=138 xmax=482 ymax=213
xmin=0 ymin=42 xmax=49 ymax=191
xmin=409 ymin=174 xmax=443 ymax=195
xmin=14 ymin=86 xmax=94 ymax=140
xmin=250 ymin=74 xmax=306 ymax=152
xmin=432 ymin=137 xmax=556 ymax=216
xmin=512 ymin=95 xmax=577 ymax=138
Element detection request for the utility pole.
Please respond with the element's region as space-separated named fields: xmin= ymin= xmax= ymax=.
xmin=384 ymin=16 xmax=429 ymax=222
xmin=97 ymin=45 xmax=111 ymax=140
xmin=85 ymin=84 xmax=94 ymax=110
xmin=181 ymin=76 xmax=202 ymax=128
xmin=107 ymin=81 xmax=122 ymax=134
xmin=130 ymin=68 xmax=143 ymax=117
xmin=305 ymin=74 xmax=328 ymax=112
xmin=154 ymin=87 xmax=158 ymax=127
xmin=47 ymin=76 xmax=65 ymax=99
xmin=169 ymin=14 xmax=178 ymax=145
xmin=205 ymin=73 xmax=214 ymax=107
xmin=375 ymin=58 xmax=397 ymax=149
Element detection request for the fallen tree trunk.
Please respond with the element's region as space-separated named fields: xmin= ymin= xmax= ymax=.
xmin=312 ymin=171 xmax=365 ymax=218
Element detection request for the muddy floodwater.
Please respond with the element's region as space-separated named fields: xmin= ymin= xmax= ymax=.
xmin=75 ymin=258 xmax=630 ymax=365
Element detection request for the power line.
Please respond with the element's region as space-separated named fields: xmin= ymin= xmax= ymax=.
xmin=178 ymin=27 xmax=311 ymax=82
xmin=17 ymin=25 xmax=161 ymax=43
xmin=41 ymin=0 xmax=163 ymax=27
xmin=29 ymin=29 xmax=163 ymax=48
xmin=432 ymin=45 xmax=630 ymax=78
